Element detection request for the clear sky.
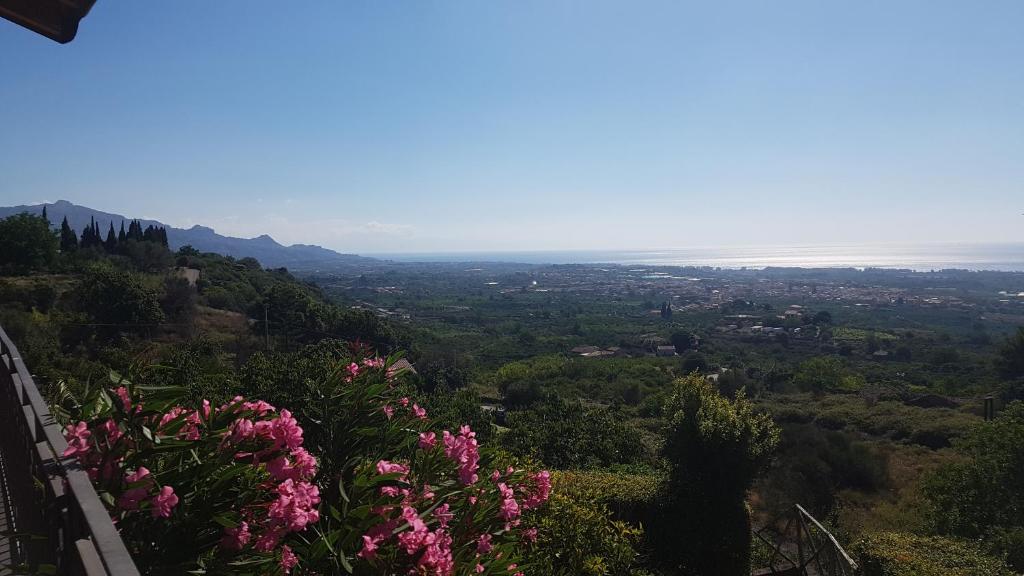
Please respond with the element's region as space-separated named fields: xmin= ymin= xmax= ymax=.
xmin=1 ymin=1 xmax=1022 ymax=253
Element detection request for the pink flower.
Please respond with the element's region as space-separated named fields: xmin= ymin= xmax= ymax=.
xmin=399 ymin=397 xmax=410 ymax=407
xmin=442 ymin=426 xmax=480 ymax=485
xmin=62 ymin=421 xmax=91 ymax=458
xmin=347 ymin=362 xmax=360 ymax=378
xmin=476 ymin=564 xmax=485 ymax=574
xmin=376 ymin=460 xmax=410 ymax=476
xmin=268 ymin=479 xmax=320 ymax=531
xmin=521 ymin=469 xmax=552 ymax=509
xmin=99 ymin=419 xmax=122 ymax=444
xmin=280 ymin=545 xmax=298 ymax=573
xmin=271 ymin=410 xmax=304 ymax=450
xmin=242 ymin=400 xmax=276 ymax=415
xmin=418 ymin=432 xmax=437 ymax=449
xmin=433 ymin=503 xmax=453 ymax=528
xmin=228 ymin=418 xmax=255 ymax=444
xmin=412 ymin=403 xmax=427 ymax=420
xmin=357 ymin=534 xmax=379 ymax=559
xmin=151 ymin=486 xmax=179 ymax=518
xmin=476 ymin=534 xmax=493 ymax=554
xmin=253 ymin=527 xmax=286 ymax=552
xmin=523 ymin=527 xmax=538 ymax=542
xmin=114 ymin=386 xmax=133 ymax=412
xmin=383 ymin=405 xmax=395 ymax=419
xmin=157 ymin=407 xmax=186 ymax=430
xmin=220 ymin=521 xmax=251 ymax=551
xmin=118 ymin=467 xmax=153 ymax=511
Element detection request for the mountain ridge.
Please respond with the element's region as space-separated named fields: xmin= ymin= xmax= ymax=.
xmin=0 ymin=200 xmax=373 ymax=269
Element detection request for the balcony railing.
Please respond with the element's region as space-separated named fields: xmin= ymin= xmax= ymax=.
xmin=0 ymin=325 xmax=139 ymax=575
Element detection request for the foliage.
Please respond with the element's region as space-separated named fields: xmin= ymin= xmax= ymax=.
xmin=654 ymin=374 xmax=779 ymax=575
xmin=996 ymin=327 xmax=1024 ymax=380
xmin=0 ymin=212 xmax=58 ymax=274
xmin=757 ymin=424 xmax=888 ymax=519
xmin=921 ymin=401 xmax=1024 ymax=570
xmin=502 ymin=398 xmax=653 ymax=469
xmin=853 ymin=532 xmax=1015 ymax=576
xmin=72 ymin=264 xmax=166 ymax=333
xmin=60 ymin=375 xmax=318 ymax=574
xmin=61 ymin=354 xmax=552 ymax=576
xmin=528 ymin=472 xmax=644 ymax=576
xmin=791 ymin=357 xmax=864 ymax=394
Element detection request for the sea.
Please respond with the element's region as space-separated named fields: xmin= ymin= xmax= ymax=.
xmin=371 ymin=243 xmax=1024 ymax=272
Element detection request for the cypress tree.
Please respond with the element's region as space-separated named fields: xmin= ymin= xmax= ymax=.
xmin=159 ymin=227 xmax=169 ymax=247
xmin=105 ymin=222 xmax=117 ymax=252
xmin=41 ymin=204 xmax=48 ymax=224
xmin=81 ymin=217 xmax=95 ymax=248
xmin=59 ymin=216 xmax=78 ymax=251
xmin=118 ymin=221 xmax=127 ymax=243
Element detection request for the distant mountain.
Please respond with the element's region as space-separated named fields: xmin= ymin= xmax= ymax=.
xmin=0 ymin=200 xmax=373 ymax=269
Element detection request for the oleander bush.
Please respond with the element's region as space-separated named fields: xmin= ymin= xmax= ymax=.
xmin=60 ymin=353 xmax=551 ymax=575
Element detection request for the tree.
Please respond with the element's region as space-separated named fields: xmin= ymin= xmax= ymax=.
xmin=118 ymin=221 xmax=127 ymax=244
xmin=812 ymin=310 xmax=832 ymax=325
xmin=671 ymin=331 xmax=694 ymax=354
xmin=922 ymin=401 xmax=1024 ymax=571
xmin=73 ymin=264 xmax=165 ymax=333
xmin=104 ymin=222 xmax=118 ymax=252
xmin=792 ymin=356 xmax=863 ymax=394
xmin=0 ymin=213 xmax=59 ymax=274
xmin=59 ymin=216 xmax=79 ymax=252
xmin=680 ymin=350 xmax=708 ymax=374
xmin=654 ymin=374 xmax=779 ymax=575
xmin=996 ymin=328 xmax=1024 ymax=380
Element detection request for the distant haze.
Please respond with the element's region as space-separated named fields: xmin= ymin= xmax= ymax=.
xmin=2 ymin=2 xmax=1023 ymax=252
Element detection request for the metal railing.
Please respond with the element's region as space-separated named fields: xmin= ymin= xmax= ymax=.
xmin=0 ymin=325 xmax=139 ymax=575
xmin=753 ymin=504 xmax=858 ymax=576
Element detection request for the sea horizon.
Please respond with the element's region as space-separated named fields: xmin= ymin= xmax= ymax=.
xmin=366 ymin=241 xmax=1024 ymax=272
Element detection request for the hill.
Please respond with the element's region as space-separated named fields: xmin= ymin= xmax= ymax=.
xmin=0 ymin=200 xmax=374 ymax=269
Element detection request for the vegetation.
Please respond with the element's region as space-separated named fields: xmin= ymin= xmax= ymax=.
xmin=3 ymin=208 xmax=1023 ymax=574
xmin=654 ymin=374 xmax=779 ymax=575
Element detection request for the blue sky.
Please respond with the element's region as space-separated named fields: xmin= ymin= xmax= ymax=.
xmin=1 ymin=1 xmax=1022 ymax=253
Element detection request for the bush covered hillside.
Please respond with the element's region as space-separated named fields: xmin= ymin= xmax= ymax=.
xmin=2 ymin=210 xmax=1023 ymax=575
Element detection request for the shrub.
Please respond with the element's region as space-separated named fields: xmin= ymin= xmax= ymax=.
xmin=654 ymin=374 xmax=779 ymax=575
xmin=61 ymin=353 xmax=552 ymax=575
xmin=528 ymin=472 xmax=645 ymax=576
xmin=854 ymin=532 xmax=1014 ymax=576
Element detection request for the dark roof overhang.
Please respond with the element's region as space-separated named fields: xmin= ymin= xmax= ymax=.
xmin=0 ymin=0 xmax=95 ymax=44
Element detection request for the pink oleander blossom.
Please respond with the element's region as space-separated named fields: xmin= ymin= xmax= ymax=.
xmin=220 ymin=521 xmax=251 ymax=551
xmin=418 ymin=431 xmax=437 ymax=450
xmin=442 ymin=426 xmax=480 ymax=485
xmin=151 ymin=486 xmax=179 ymax=518
xmin=280 ymin=545 xmax=298 ymax=574
xmin=117 ymin=467 xmax=152 ymax=511
xmin=62 ymin=421 xmax=91 ymax=458
xmin=383 ymin=404 xmax=395 ymax=419
xmin=476 ymin=534 xmax=493 ymax=554
xmin=268 ymin=479 xmax=320 ymax=531
xmin=412 ymin=403 xmax=427 ymax=419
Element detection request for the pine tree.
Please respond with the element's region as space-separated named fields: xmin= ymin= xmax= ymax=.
xmin=41 ymin=204 xmax=48 ymax=224
xmin=59 ymin=216 xmax=78 ymax=251
xmin=105 ymin=222 xmax=117 ymax=252
xmin=118 ymin=221 xmax=127 ymax=244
